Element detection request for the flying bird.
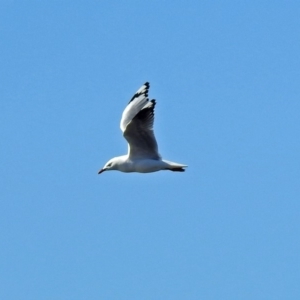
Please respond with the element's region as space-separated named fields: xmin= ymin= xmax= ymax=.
xmin=98 ymin=82 xmax=187 ymax=174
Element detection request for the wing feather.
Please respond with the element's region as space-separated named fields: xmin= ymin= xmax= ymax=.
xmin=120 ymin=83 xmax=161 ymax=160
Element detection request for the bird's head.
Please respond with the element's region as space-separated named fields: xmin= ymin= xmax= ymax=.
xmin=98 ymin=158 xmax=119 ymax=174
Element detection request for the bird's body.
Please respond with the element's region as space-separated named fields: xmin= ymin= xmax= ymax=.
xmin=98 ymin=82 xmax=187 ymax=174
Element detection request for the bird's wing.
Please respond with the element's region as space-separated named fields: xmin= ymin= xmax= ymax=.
xmin=120 ymin=82 xmax=161 ymax=160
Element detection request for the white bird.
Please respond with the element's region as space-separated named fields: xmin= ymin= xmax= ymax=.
xmin=98 ymin=82 xmax=187 ymax=174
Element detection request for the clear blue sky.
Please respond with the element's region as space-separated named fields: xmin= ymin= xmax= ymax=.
xmin=1 ymin=1 xmax=300 ymax=299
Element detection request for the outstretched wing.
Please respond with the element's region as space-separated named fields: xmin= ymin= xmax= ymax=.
xmin=120 ymin=82 xmax=161 ymax=160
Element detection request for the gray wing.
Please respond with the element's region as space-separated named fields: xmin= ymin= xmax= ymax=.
xmin=120 ymin=83 xmax=161 ymax=160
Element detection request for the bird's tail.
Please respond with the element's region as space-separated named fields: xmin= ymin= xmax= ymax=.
xmin=163 ymin=160 xmax=188 ymax=172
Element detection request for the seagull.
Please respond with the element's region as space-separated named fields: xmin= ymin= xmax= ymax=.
xmin=98 ymin=82 xmax=187 ymax=174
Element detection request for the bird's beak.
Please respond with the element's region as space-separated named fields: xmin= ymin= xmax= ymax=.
xmin=98 ymin=168 xmax=105 ymax=174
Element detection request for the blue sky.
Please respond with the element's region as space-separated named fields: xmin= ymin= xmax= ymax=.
xmin=1 ymin=1 xmax=300 ymax=299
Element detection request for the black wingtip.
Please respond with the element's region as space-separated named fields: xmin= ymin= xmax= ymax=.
xmin=150 ymin=99 xmax=156 ymax=109
xmin=144 ymin=82 xmax=150 ymax=96
xmin=128 ymin=82 xmax=151 ymax=103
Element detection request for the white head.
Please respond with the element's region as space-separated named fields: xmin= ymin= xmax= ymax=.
xmin=98 ymin=157 xmax=119 ymax=174
xmin=98 ymin=156 xmax=129 ymax=174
